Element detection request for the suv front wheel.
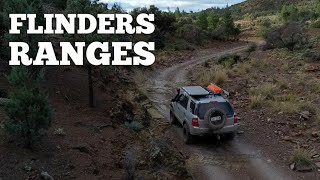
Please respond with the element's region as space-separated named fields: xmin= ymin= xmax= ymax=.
xmin=183 ymin=123 xmax=194 ymax=144
xmin=170 ymin=110 xmax=179 ymax=125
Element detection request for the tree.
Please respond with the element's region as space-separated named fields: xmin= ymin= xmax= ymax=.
xmin=196 ymin=11 xmax=208 ymax=30
xmin=4 ymin=66 xmax=52 ymax=148
xmin=207 ymin=12 xmax=219 ymax=30
xmin=219 ymin=9 xmax=241 ymax=39
xmin=66 ymin=0 xmax=108 ymax=107
xmin=174 ymin=7 xmax=182 ymax=18
xmin=280 ymin=5 xmax=299 ymax=22
xmin=3 ymin=0 xmax=45 ymax=60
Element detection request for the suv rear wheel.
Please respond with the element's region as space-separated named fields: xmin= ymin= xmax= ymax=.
xmin=183 ymin=123 xmax=194 ymax=144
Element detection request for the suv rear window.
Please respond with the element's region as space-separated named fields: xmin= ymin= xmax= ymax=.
xmin=197 ymin=102 xmax=234 ymax=119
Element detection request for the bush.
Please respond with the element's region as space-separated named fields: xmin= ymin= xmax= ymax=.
xmin=290 ymin=147 xmax=314 ymax=171
xmin=265 ymin=22 xmax=309 ymax=51
xmin=250 ymin=83 xmax=278 ymax=100
xmin=43 ymin=0 xmax=67 ymax=9
xmin=4 ymin=67 xmax=52 ymax=147
xmin=249 ymin=95 xmax=264 ymax=109
xmin=311 ymin=18 xmax=320 ymax=28
xmin=302 ymin=49 xmax=320 ymax=62
xmin=280 ymin=5 xmax=299 ymax=22
xmin=218 ymin=54 xmax=240 ymax=68
xmin=176 ymin=24 xmax=202 ymax=44
xmin=197 ymin=67 xmax=228 ymax=86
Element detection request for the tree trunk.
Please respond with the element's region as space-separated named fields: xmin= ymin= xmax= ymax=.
xmin=87 ymin=65 xmax=94 ymax=107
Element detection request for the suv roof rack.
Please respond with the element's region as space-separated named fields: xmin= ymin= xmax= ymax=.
xmin=182 ymin=86 xmax=210 ymax=96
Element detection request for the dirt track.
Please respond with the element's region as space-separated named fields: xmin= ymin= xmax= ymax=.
xmin=145 ymin=45 xmax=299 ymax=180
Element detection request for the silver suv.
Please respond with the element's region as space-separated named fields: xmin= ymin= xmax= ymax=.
xmin=170 ymin=86 xmax=239 ymax=144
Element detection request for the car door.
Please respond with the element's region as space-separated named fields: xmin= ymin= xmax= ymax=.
xmin=176 ymin=94 xmax=189 ymax=122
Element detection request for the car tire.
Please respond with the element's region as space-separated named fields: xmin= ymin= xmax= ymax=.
xmin=170 ymin=111 xmax=179 ymax=125
xmin=223 ymin=133 xmax=235 ymax=141
xmin=205 ymin=108 xmax=227 ymax=130
xmin=183 ymin=123 xmax=194 ymax=144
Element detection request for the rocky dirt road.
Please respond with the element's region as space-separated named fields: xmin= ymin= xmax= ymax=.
xmin=145 ymin=45 xmax=299 ymax=180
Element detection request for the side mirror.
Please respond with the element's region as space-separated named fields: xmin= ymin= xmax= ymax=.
xmin=176 ymin=88 xmax=181 ymax=94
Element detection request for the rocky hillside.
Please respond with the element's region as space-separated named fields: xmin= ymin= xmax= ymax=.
xmin=230 ymin=0 xmax=318 ymax=18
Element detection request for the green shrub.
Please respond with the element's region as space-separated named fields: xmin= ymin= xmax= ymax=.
xmin=265 ymin=22 xmax=309 ymax=51
xmin=125 ymin=121 xmax=144 ymax=132
xmin=4 ymin=67 xmax=52 ymax=147
xmin=218 ymin=54 xmax=240 ymax=68
xmin=43 ymin=0 xmax=67 ymax=9
xmin=311 ymin=18 xmax=320 ymax=28
xmin=280 ymin=5 xmax=299 ymax=22
xmin=176 ymin=24 xmax=202 ymax=44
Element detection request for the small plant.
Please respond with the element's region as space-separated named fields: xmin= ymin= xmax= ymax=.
xmin=125 ymin=121 xmax=144 ymax=132
xmin=276 ymin=102 xmax=299 ymax=114
xmin=282 ymin=93 xmax=298 ymax=102
xmin=235 ymin=63 xmax=252 ymax=75
xmin=276 ymin=79 xmax=289 ymax=90
xmin=54 ymin=128 xmax=65 ymax=136
xmin=245 ymin=44 xmax=257 ymax=59
xmin=213 ymin=70 xmax=228 ymax=85
xmin=249 ymin=95 xmax=264 ymax=109
xmin=251 ymin=83 xmax=278 ymax=100
xmin=218 ymin=54 xmax=240 ymax=68
xmin=290 ymin=146 xmax=315 ymax=171
xmin=315 ymin=112 xmax=320 ymax=124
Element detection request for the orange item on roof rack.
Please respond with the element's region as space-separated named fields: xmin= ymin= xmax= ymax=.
xmin=207 ymin=84 xmax=223 ymax=94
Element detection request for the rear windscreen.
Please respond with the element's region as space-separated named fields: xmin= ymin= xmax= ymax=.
xmin=197 ymin=102 xmax=234 ymax=119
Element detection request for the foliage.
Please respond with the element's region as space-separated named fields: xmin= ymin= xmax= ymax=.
xmin=245 ymin=44 xmax=257 ymax=58
xmin=265 ymin=22 xmax=309 ymax=51
xmin=280 ymin=5 xmax=299 ymax=22
xmin=257 ymin=18 xmax=272 ymax=38
xmin=43 ymin=0 xmax=67 ymax=9
xmin=196 ymin=11 xmax=208 ymax=30
xmin=218 ymin=54 xmax=240 ymax=68
xmin=176 ymin=24 xmax=201 ymax=44
xmin=218 ymin=10 xmax=241 ymax=40
xmin=207 ymin=12 xmax=220 ymax=30
xmin=290 ymin=147 xmax=314 ymax=169
xmin=4 ymin=66 xmax=52 ymax=147
xmin=3 ymin=0 xmax=46 ymax=59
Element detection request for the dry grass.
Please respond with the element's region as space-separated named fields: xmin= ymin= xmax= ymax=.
xmin=197 ymin=67 xmax=228 ymax=86
xmin=281 ymin=62 xmax=290 ymax=71
xmin=310 ymin=81 xmax=320 ymax=94
xmin=234 ymin=63 xmax=252 ymax=75
xmin=250 ymin=58 xmax=268 ymax=68
xmin=296 ymin=72 xmax=307 ymax=86
xmin=276 ymin=78 xmax=289 ymax=90
xmin=214 ymin=70 xmax=228 ymax=85
xmin=249 ymin=95 xmax=264 ymax=109
xmin=275 ymin=102 xmax=299 ymax=114
xmin=281 ymin=93 xmax=298 ymax=102
xmin=316 ymin=112 xmax=320 ymax=124
xmin=290 ymin=147 xmax=314 ymax=169
xmin=250 ymin=83 xmax=278 ymax=100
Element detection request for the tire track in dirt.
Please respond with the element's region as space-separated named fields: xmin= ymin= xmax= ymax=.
xmin=145 ymin=45 xmax=297 ymax=180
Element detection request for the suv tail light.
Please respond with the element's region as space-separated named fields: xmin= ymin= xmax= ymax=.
xmin=192 ymin=118 xmax=199 ymax=127
xmin=234 ymin=115 xmax=238 ymax=124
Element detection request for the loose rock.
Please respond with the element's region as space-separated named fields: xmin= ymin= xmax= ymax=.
xmin=40 ymin=171 xmax=54 ymax=180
